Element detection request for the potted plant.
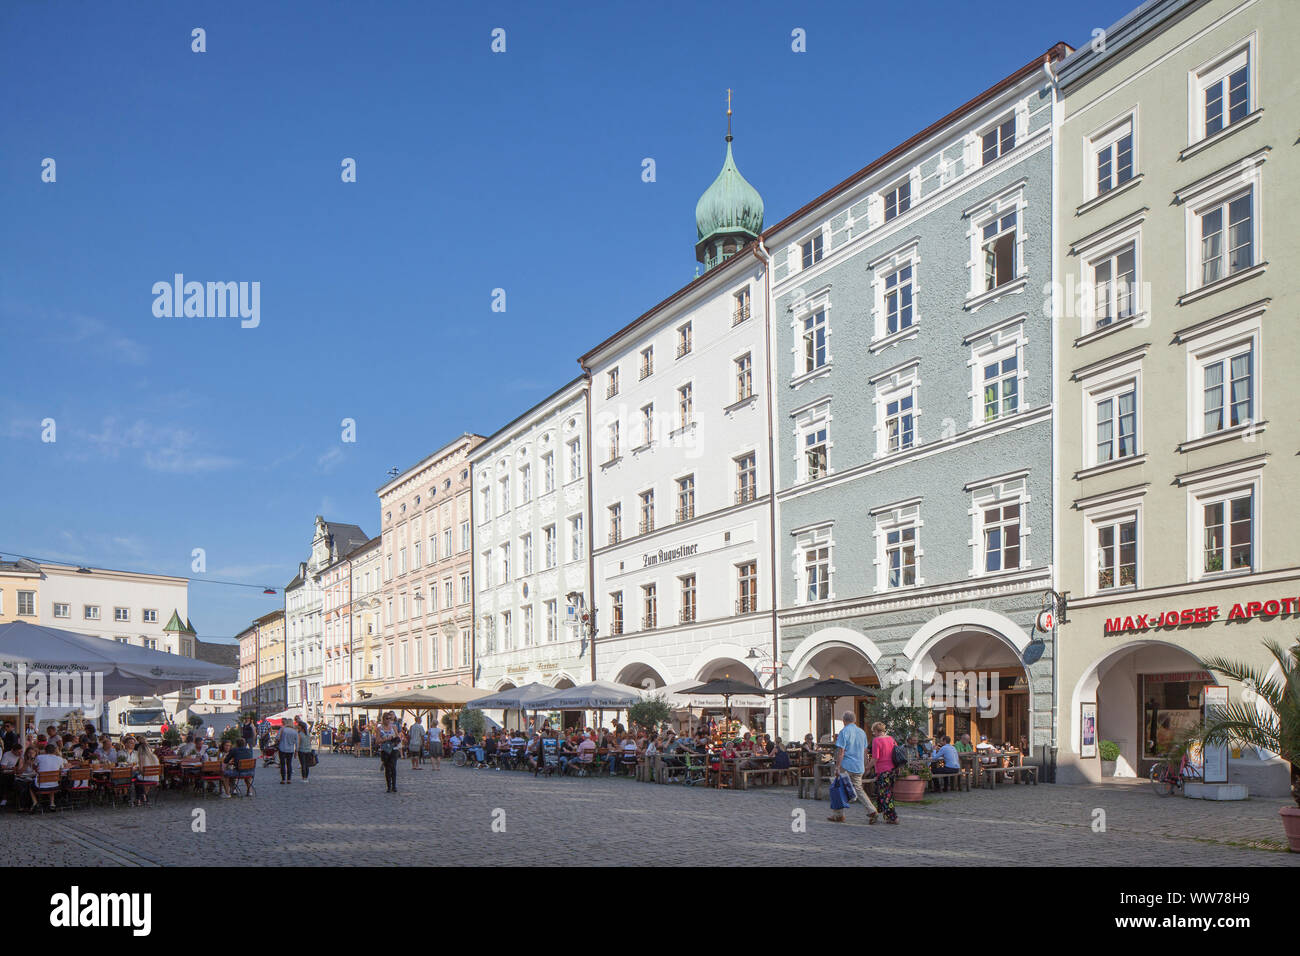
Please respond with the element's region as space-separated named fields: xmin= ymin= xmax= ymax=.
xmin=1196 ymin=639 xmax=1300 ymax=851
xmin=628 ymin=694 xmax=672 ymax=733
xmin=893 ymin=759 xmax=932 ymax=802
xmin=161 ymin=728 xmax=181 ymax=748
xmin=1099 ymin=739 xmax=1120 ymax=777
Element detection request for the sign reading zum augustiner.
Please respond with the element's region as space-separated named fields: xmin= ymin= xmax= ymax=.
xmin=642 ymin=542 xmax=699 ymax=568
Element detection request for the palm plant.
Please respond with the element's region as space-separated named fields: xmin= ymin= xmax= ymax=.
xmin=1197 ymin=639 xmax=1299 ymax=807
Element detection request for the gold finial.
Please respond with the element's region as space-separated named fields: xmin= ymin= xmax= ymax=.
xmin=726 ymin=88 xmax=733 ymax=142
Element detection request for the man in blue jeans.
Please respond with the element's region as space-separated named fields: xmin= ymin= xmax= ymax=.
xmin=276 ymin=721 xmax=299 ymax=784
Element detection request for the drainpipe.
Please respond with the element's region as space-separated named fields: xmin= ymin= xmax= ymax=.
xmin=752 ymin=239 xmax=781 ymax=739
xmin=582 ymin=372 xmax=598 ymax=681
xmin=1044 ymin=48 xmax=1062 ymax=777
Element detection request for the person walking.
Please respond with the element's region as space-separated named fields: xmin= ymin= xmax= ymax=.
xmin=276 ymin=720 xmax=299 ymax=785
xmin=408 ymin=718 xmax=425 ymax=770
xmin=241 ymin=716 xmax=256 ymax=752
xmin=827 ymin=712 xmax=878 ymax=825
xmin=869 ymin=721 xmax=900 ymax=824
xmin=376 ymin=712 xmax=400 ymax=793
xmin=296 ymin=719 xmax=314 ymax=784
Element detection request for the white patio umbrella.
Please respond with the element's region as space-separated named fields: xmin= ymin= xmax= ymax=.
xmin=526 ymin=680 xmax=642 ymax=710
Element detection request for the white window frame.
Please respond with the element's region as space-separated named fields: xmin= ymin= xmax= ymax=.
xmin=964 ymin=182 xmax=1029 ymax=306
xmin=977 ymin=109 xmax=1020 ymax=166
xmin=1086 ymin=504 xmax=1142 ymax=597
xmin=869 ymin=239 xmax=921 ymax=347
xmin=793 ymin=523 xmax=835 ymax=606
xmin=964 ymin=315 xmax=1027 ymax=430
xmin=793 ymin=399 xmax=832 ymax=483
xmin=797 ymin=226 xmax=826 ymax=272
xmin=1177 ymin=301 xmax=1264 ymax=447
xmin=1085 ymin=111 xmax=1138 ymax=202
xmin=1187 ymin=36 xmax=1257 ymax=147
xmin=966 ymin=472 xmax=1030 ymax=577
xmin=1184 ymin=467 xmax=1262 ymax=582
xmin=1177 ymin=150 xmax=1266 ymax=297
xmin=789 ymin=287 xmax=832 ymax=383
xmin=871 ymin=499 xmax=924 ymax=592
xmin=871 ymin=360 xmax=920 ymax=459
xmin=1077 ymin=348 xmax=1144 ymax=471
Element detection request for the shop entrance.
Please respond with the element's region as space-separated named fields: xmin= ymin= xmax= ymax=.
xmin=911 ymin=629 xmax=1029 ymax=751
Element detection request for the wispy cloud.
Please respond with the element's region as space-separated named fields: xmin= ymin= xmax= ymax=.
xmin=2 ymin=302 xmax=151 ymax=367
xmin=76 ymin=417 xmax=240 ymax=473
xmin=316 ymin=445 xmax=345 ymax=473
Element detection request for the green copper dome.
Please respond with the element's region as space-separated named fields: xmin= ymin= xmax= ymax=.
xmin=695 ymin=139 xmax=764 ymax=251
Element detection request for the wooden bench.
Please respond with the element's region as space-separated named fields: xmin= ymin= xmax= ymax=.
xmin=929 ymin=769 xmax=969 ymax=793
xmin=1003 ymin=765 xmax=1038 ymax=785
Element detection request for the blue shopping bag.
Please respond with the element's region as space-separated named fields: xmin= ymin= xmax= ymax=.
xmin=829 ymin=773 xmax=852 ymax=810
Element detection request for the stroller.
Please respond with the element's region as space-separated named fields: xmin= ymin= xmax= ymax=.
xmin=261 ymin=743 xmax=279 ymax=768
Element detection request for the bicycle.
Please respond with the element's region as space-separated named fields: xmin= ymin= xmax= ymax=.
xmin=1149 ymin=754 xmax=1202 ymax=796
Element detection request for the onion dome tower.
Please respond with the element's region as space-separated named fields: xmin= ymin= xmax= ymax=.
xmin=694 ymin=90 xmax=764 ymax=271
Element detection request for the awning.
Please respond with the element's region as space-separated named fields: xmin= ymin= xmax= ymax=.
xmin=526 ymin=680 xmax=642 ymax=710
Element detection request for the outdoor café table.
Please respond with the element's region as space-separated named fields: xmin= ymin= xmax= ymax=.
xmin=734 ymin=754 xmax=773 ymax=790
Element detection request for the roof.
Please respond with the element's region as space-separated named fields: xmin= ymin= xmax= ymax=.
xmin=376 ymin=433 xmax=487 ymax=497
xmin=1056 ymin=0 xmax=1200 ymax=88
xmin=321 ymin=520 xmax=369 ymax=556
xmin=162 ymin=609 xmax=187 ymax=633
xmin=695 ymin=138 xmax=764 ymax=247
xmin=194 ymin=639 xmax=239 ymax=668
xmin=472 ymin=375 xmax=588 ymax=461
xmin=762 ymin=42 xmax=1071 ymax=242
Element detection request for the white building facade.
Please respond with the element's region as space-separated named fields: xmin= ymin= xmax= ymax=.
xmin=472 ymin=377 xmax=592 ymax=698
xmin=581 ymin=132 xmax=777 ymax=718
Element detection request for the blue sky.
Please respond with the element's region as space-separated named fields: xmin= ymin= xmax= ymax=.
xmin=0 ymin=0 xmax=1137 ymax=639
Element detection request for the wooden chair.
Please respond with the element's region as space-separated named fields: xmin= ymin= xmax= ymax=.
xmin=200 ymin=761 xmax=223 ymax=795
xmin=65 ymin=767 xmax=94 ymax=811
xmin=234 ymin=758 xmax=256 ymax=797
xmin=107 ymin=767 xmax=134 ymax=806
xmin=136 ymin=765 xmax=163 ymax=806
xmin=32 ymin=770 xmax=62 ymax=811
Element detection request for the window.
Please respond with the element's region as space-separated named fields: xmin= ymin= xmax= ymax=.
xmin=498 ymin=475 xmax=511 ymax=514
xmin=641 ymin=584 xmax=657 ymax=629
xmin=1201 ymin=492 xmax=1253 ymax=574
xmin=413 ymin=540 xmax=421 ymax=569
xmin=1197 ymin=192 xmax=1253 ymax=287
xmin=567 ymin=439 xmax=582 ymax=481
xmin=736 ymin=452 xmax=757 ymax=504
xmin=544 ymin=600 xmax=558 ymax=643
xmin=482 ymin=616 xmax=495 ymax=655
xmin=883 ymin=178 xmax=911 ymax=221
xmin=570 ymin=515 xmax=583 ymax=561
xmin=609 ymin=592 xmax=624 ymax=635
xmin=542 ymin=452 xmax=555 ymax=493
xmin=53 ymin=602 xmax=70 ymax=619
xmin=640 ymin=346 xmax=654 ymax=379
xmin=884 ymin=392 xmax=915 ymax=453
xmin=885 ymin=526 xmax=917 ymax=589
xmin=446 ymin=633 xmax=455 ymax=669
xmin=113 ymin=606 xmax=129 ymax=622
xmin=677 ymin=322 xmax=692 ymax=359
xmin=478 ymin=487 xmax=491 ymax=523
xmin=676 ymin=475 xmax=695 ymax=522
xmin=640 ymin=404 xmax=654 ymax=447
xmin=459 ymin=520 xmax=470 ymax=552
xmin=802 ymin=309 xmax=828 ymax=373
xmin=982 ymin=350 xmax=1019 ymax=422
xmin=459 ymin=573 xmax=470 ymax=605
xmin=804 ymin=425 xmax=828 ymax=480
xmin=501 ymin=542 xmax=511 ymax=582
xmin=543 ymin=525 xmax=557 ymax=569
xmin=609 ymin=504 xmax=622 ymax=544
xmin=521 ymin=532 xmax=534 ymax=575
xmin=1195 ymin=44 xmax=1251 ymax=140
xmin=461 ymin=630 xmax=470 ymax=666
xmin=500 ymin=611 xmax=511 ymax=651
xmin=607 ymin=422 xmax=620 ymax=462
xmin=804 ymin=546 xmax=830 ymax=602
xmin=519 ymin=464 xmax=531 ymax=503
xmin=607 ymin=367 xmax=619 ymax=399
xmin=800 ymin=232 xmax=823 ymax=269
xmin=1091 ymin=118 xmax=1135 ymax=197
xmin=735 ymin=353 xmax=753 ymax=402
xmin=733 ymin=287 xmax=751 ymax=325
xmin=884 ymin=264 xmax=914 ymax=335
xmin=84 ymin=605 xmax=100 ymax=620
xmin=523 ymin=605 xmax=535 ymax=646
xmin=444 ymin=579 xmax=453 ymax=608
xmin=982 ymin=503 xmax=1021 ymax=572
xmin=680 ymin=575 xmax=696 ymax=623
xmin=982 ymin=211 xmax=1017 ymax=291
xmin=1096 ymin=516 xmax=1138 ymax=590
xmin=677 ymin=384 xmax=694 ymax=429
xmin=737 ymin=561 xmax=757 ymax=614
xmin=18 ymin=591 xmax=36 ymax=616
xmin=1090 ymin=242 xmax=1137 ymax=328
xmin=981 ymin=116 xmax=1015 ymax=164
xmin=639 ymin=490 xmax=655 ymax=534
xmin=1094 ymin=385 xmax=1138 ymax=464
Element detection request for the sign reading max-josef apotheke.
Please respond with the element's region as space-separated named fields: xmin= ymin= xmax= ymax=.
xmin=1103 ymin=593 xmax=1300 ymax=635
xmin=642 ymin=542 xmax=699 ymax=568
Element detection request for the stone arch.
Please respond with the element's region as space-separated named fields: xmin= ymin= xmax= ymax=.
xmin=785 ymin=626 xmax=885 ymax=681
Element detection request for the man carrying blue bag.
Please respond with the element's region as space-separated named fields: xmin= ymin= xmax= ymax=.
xmin=827 ymin=711 xmax=879 ymax=825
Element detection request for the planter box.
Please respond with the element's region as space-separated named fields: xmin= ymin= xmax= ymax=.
xmin=1280 ymin=807 xmax=1300 ymax=853
xmin=894 ymin=775 xmax=927 ymax=802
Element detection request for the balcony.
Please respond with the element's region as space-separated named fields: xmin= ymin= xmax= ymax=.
xmin=678 ymin=607 xmax=696 ymax=624
xmin=606 ymin=383 xmax=618 ymax=400
xmin=608 ymin=529 xmax=622 ymax=546
xmin=735 ymin=597 xmax=757 ymax=615
xmin=735 ymin=486 xmax=756 ymax=505
xmin=676 ymin=341 xmax=691 ymax=359
xmin=609 ymin=620 xmax=623 ymax=636
xmin=639 ymin=517 xmax=655 ymax=535
xmin=641 ymin=614 xmax=657 ymax=630
xmin=732 ymin=304 xmax=750 ymax=326
xmin=639 ymin=362 xmax=653 ymax=380
xmin=676 ymin=504 xmax=695 ymax=522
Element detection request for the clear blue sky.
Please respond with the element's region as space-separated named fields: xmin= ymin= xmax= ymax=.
xmin=0 ymin=0 xmax=1136 ymax=639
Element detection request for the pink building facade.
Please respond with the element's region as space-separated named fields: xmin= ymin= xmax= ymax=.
xmin=376 ymin=433 xmax=485 ymax=695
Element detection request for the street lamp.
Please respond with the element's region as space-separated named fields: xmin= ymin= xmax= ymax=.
xmin=565 ymin=591 xmax=596 ymax=680
xmin=745 ymin=647 xmax=785 ymax=738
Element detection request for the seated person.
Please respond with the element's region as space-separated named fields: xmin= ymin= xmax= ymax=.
xmin=955 ymin=733 xmax=974 ymax=753
xmin=772 ymin=739 xmax=791 ymax=771
xmin=220 ymin=737 xmax=255 ymax=796
xmin=931 ymin=736 xmax=962 ymax=786
xmin=800 ymin=733 xmax=819 ymax=757
xmin=98 ymin=736 xmax=120 ymax=763
xmin=31 ymin=743 xmax=67 ymax=809
xmin=557 ymin=736 xmax=577 ymax=773
xmin=483 ymin=733 xmax=499 ymax=766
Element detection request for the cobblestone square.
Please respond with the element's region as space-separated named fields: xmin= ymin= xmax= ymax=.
xmin=7 ymin=755 xmax=1298 ymax=867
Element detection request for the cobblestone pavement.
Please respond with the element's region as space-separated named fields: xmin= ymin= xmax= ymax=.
xmin=4 ymin=755 xmax=1297 ymax=866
